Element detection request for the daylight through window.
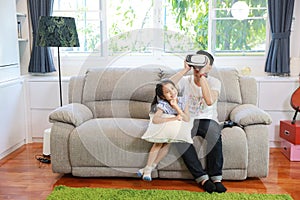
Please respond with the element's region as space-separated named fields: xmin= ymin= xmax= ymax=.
xmin=53 ymin=0 xmax=267 ymax=56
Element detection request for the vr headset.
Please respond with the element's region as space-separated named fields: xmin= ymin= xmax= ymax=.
xmin=185 ymin=50 xmax=214 ymax=70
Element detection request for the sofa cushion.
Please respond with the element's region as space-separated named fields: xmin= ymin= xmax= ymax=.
xmin=230 ymin=104 xmax=272 ymax=126
xmin=49 ymin=103 xmax=93 ymax=126
xmin=85 ymin=100 xmax=151 ymax=119
xmin=222 ymin=126 xmax=248 ymax=170
xmin=210 ymin=67 xmax=242 ymax=104
xmin=239 ymin=76 xmax=257 ymax=105
xmin=217 ymin=102 xmax=238 ymax=122
xmin=159 ymin=126 xmax=248 ymax=174
xmin=82 ymin=66 xmax=177 ymax=103
xmin=158 ymin=137 xmax=206 ymax=171
xmin=69 ymin=118 xmax=152 ymax=168
xmin=82 ymin=66 xmax=178 ymax=118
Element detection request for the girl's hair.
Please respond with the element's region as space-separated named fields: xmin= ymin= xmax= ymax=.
xmin=150 ymin=79 xmax=177 ymax=113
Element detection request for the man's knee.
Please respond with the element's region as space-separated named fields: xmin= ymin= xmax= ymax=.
xmin=208 ymin=120 xmax=222 ymax=134
xmin=205 ymin=120 xmax=222 ymax=147
xmin=174 ymin=142 xmax=191 ymax=155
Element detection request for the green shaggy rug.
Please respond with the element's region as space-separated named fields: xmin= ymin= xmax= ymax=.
xmin=47 ymin=185 xmax=293 ymax=200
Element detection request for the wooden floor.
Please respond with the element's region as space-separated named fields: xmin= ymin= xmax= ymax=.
xmin=0 ymin=143 xmax=299 ymax=200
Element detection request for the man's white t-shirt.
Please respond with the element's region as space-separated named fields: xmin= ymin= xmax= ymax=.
xmin=177 ymin=75 xmax=221 ymax=122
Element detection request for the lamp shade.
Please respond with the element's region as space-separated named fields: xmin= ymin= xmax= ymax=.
xmin=37 ymin=16 xmax=79 ymax=47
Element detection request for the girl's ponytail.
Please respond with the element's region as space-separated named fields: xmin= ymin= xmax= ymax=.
xmin=150 ymin=95 xmax=158 ymax=113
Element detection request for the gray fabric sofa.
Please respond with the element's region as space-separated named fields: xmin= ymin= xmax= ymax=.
xmin=49 ymin=66 xmax=272 ymax=180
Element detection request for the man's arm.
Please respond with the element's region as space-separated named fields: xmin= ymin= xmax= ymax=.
xmin=199 ymin=76 xmax=219 ymax=106
xmin=198 ymin=64 xmax=219 ymax=106
xmin=170 ymin=61 xmax=191 ymax=84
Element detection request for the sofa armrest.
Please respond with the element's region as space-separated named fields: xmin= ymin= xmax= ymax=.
xmin=230 ymin=104 xmax=272 ymax=126
xmin=49 ymin=103 xmax=93 ymax=127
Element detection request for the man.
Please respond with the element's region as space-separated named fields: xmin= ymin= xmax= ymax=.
xmin=170 ymin=51 xmax=227 ymax=193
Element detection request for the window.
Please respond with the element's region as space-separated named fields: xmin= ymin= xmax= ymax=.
xmin=105 ymin=0 xmax=154 ymax=55
xmin=53 ymin=0 xmax=267 ymax=57
xmin=53 ymin=0 xmax=102 ymax=53
xmin=211 ymin=0 xmax=267 ymax=55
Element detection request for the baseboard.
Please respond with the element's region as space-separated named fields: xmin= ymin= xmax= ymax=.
xmin=32 ymin=137 xmax=43 ymax=143
xmin=0 ymin=139 xmax=25 ymax=160
xmin=269 ymin=141 xmax=281 ymax=148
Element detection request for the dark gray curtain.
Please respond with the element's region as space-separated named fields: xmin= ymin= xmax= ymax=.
xmin=265 ymin=0 xmax=295 ymax=76
xmin=28 ymin=0 xmax=55 ymax=73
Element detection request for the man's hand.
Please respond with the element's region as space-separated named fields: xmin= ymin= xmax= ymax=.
xmin=199 ymin=64 xmax=212 ymax=74
xmin=184 ymin=61 xmax=192 ymax=72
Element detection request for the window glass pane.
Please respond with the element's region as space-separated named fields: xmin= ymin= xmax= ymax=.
xmin=163 ymin=1 xmax=198 ymax=52
xmin=85 ymin=0 xmax=99 ymax=10
xmin=164 ymin=0 xmax=209 ymax=52
xmin=106 ymin=0 xmax=154 ymax=55
xmin=77 ymin=20 xmax=101 ymax=52
xmin=52 ymin=11 xmax=77 ymax=18
xmin=212 ymin=0 xmax=267 ymax=55
xmin=53 ymin=0 xmax=101 ymax=53
xmin=85 ymin=12 xmax=101 ymax=20
xmin=53 ymin=0 xmax=78 ymax=11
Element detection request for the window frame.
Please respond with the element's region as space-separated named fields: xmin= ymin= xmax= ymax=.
xmin=52 ymin=0 xmax=269 ymax=74
xmin=209 ymin=0 xmax=268 ymax=56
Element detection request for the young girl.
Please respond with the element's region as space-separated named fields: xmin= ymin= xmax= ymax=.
xmin=138 ymin=79 xmax=192 ymax=181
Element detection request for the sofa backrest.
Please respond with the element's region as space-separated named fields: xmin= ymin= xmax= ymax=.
xmin=68 ymin=66 xmax=257 ymax=121
xmin=209 ymin=67 xmax=257 ymax=121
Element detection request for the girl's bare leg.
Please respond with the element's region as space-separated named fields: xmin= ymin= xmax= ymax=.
xmin=153 ymin=143 xmax=170 ymax=167
xmin=146 ymin=143 xmax=164 ymax=166
xmin=138 ymin=143 xmax=163 ymax=181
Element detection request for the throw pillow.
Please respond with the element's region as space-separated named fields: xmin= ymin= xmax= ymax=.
xmin=142 ymin=114 xmax=194 ymax=144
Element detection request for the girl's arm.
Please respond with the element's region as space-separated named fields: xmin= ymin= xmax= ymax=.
xmin=170 ymin=100 xmax=190 ymax=122
xmin=152 ymin=109 xmax=181 ymax=124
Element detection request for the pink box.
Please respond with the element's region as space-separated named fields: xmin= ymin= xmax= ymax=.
xmin=281 ymin=139 xmax=300 ymax=161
